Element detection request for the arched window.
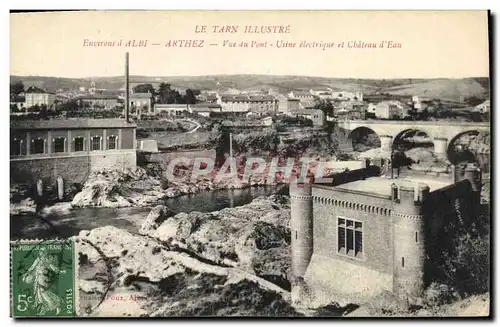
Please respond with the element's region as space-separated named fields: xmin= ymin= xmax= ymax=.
xmin=74 ymin=137 xmax=85 ymax=152
xmin=54 ymin=137 xmax=66 ymax=153
xmin=32 ymin=138 xmax=45 ymax=154
xmin=91 ymin=136 xmax=102 ymax=151
xmin=10 ymin=138 xmax=23 ymax=156
xmin=108 ymin=135 xmax=117 ymax=150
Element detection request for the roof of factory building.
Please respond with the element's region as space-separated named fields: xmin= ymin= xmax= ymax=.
xmin=321 ymin=176 xmax=450 ymax=197
xmin=10 ymin=118 xmax=137 ymax=130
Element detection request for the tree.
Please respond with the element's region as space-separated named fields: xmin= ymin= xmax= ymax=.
xmin=133 ymin=83 xmax=155 ymax=95
xmin=314 ymin=99 xmax=334 ymax=117
xmin=10 ymin=81 xmax=24 ymax=98
xmin=10 ymin=104 xmax=20 ymax=112
xmin=184 ymin=89 xmax=197 ymax=104
xmin=464 ymin=96 xmax=485 ymax=107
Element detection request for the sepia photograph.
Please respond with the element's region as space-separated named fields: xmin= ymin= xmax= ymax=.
xmin=8 ymin=10 xmax=491 ymax=318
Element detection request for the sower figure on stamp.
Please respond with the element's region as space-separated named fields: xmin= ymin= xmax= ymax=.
xmin=21 ymin=247 xmax=67 ymax=315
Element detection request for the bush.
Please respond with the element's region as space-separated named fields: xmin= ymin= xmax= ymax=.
xmin=423 ymin=283 xmax=460 ymax=307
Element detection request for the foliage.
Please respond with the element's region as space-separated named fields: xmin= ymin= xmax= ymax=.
xmin=353 ymin=133 xmax=381 ymax=152
xmin=314 ymin=98 xmax=334 ymax=117
xmin=10 ymin=80 xmax=24 ymax=98
xmin=464 ymin=96 xmax=487 ymax=107
xmin=133 ymin=83 xmax=155 ymax=95
xmin=157 ymin=83 xmax=185 ymax=104
xmin=184 ymin=89 xmax=197 ymax=104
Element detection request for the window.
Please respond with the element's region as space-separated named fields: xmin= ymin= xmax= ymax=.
xmin=402 ymin=257 xmax=405 ymax=267
xmin=74 ymin=137 xmax=84 ymax=152
xmin=11 ymin=139 xmax=22 ymax=155
xmin=54 ymin=137 xmax=65 ymax=153
xmin=91 ymin=136 xmax=101 ymax=151
xmin=415 ymin=231 xmax=419 ymax=243
xmin=108 ymin=135 xmax=117 ymax=150
xmin=33 ymin=138 xmax=45 ymax=154
xmin=337 ymin=218 xmax=363 ymax=259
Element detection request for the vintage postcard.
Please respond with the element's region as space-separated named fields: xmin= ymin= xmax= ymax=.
xmin=9 ymin=10 xmax=491 ymax=318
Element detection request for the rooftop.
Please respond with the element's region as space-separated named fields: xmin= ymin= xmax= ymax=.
xmin=11 ymin=119 xmax=137 ymax=130
xmin=79 ymin=94 xmax=118 ymax=100
xmin=130 ymin=93 xmax=153 ymax=99
xmin=25 ymin=86 xmax=55 ymax=95
xmin=329 ymin=176 xmax=451 ymax=197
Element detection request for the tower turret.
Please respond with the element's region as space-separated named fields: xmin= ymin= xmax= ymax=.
xmin=464 ymin=163 xmax=482 ymax=192
xmin=289 ymin=182 xmax=313 ymax=280
xmin=391 ymin=181 xmax=429 ymax=303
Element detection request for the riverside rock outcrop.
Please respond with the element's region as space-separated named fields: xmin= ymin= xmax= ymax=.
xmin=139 ymin=195 xmax=292 ymax=287
xmin=71 ymin=167 xmax=280 ymax=209
xmin=75 ymin=225 xmax=299 ymax=317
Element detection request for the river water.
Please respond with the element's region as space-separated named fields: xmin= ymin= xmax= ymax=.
xmin=10 ymin=185 xmax=286 ymax=241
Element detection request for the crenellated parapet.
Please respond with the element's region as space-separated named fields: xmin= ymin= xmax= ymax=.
xmin=312 ymin=195 xmax=391 ymax=216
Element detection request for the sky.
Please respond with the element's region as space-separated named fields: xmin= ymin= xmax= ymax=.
xmin=10 ymin=10 xmax=490 ymax=79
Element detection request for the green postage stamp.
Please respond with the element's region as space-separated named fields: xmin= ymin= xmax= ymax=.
xmin=10 ymin=239 xmax=76 ymax=317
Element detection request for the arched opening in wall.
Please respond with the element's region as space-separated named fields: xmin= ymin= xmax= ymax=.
xmin=348 ymin=127 xmax=381 ymax=153
xmin=391 ymin=129 xmax=434 ymax=171
xmin=447 ymin=130 xmax=490 ymax=173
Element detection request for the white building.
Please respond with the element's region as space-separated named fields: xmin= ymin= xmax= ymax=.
xmin=375 ymin=101 xmax=405 ymax=119
xmin=473 ymin=100 xmax=490 ymax=114
xmin=24 ymin=86 xmax=55 ymax=109
xmin=366 ymin=103 xmax=377 ymax=115
xmin=154 ymin=104 xmax=190 ymax=117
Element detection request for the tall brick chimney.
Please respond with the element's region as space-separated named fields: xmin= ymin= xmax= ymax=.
xmin=125 ymin=52 xmax=130 ymax=123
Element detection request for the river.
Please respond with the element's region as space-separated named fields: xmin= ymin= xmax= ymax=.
xmin=10 ymin=185 xmax=287 ymax=241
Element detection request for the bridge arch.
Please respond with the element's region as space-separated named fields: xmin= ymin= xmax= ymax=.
xmin=447 ymin=130 xmax=489 ymax=169
xmin=391 ymin=128 xmax=434 ymax=168
xmin=347 ymin=126 xmax=381 ymax=152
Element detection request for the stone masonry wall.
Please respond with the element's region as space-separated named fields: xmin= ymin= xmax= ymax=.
xmin=311 ymin=186 xmax=394 ymax=276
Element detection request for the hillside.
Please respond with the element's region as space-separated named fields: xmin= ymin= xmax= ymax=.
xmin=10 ymin=75 xmax=489 ymax=101
xmin=381 ymin=78 xmax=489 ymax=101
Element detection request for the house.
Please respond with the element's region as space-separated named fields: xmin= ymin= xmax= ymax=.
xmin=10 ymin=118 xmax=137 ymax=186
xmin=261 ymin=116 xmax=274 ymax=126
xmin=311 ymin=109 xmax=326 ymax=126
xmin=10 ymin=94 xmax=25 ymax=111
xmin=289 ymin=109 xmax=325 ymax=126
xmin=366 ymin=103 xmax=377 ymax=116
xmin=78 ymin=94 xmax=120 ymax=110
xmin=330 ymin=91 xmax=363 ymax=101
xmin=129 ymin=92 xmax=153 ymax=114
xmin=219 ymin=94 xmax=277 ymax=115
xmin=375 ymin=101 xmax=406 ymax=119
xmin=309 ymin=88 xmax=333 ymax=97
xmin=197 ymin=92 xmax=220 ymax=103
xmin=288 ymin=91 xmax=316 ymax=101
xmin=191 ymin=103 xmax=222 ymax=117
xmin=287 ymin=98 xmax=301 ymax=112
xmin=154 ymin=104 xmax=190 ymax=117
xmin=275 ymin=94 xmax=289 ymax=114
xmin=191 ymin=106 xmax=212 ymax=117
xmin=24 ymin=86 xmax=56 ymax=109
xmin=473 ymin=100 xmax=490 ymax=114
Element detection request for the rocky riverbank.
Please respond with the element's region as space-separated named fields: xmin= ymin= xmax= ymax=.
xmin=70 ymin=167 xmax=282 ymax=209
xmin=75 ymin=195 xmax=299 ymax=317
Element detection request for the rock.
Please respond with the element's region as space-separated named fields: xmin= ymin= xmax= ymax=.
xmin=139 ymin=205 xmax=173 ymax=235
xmin=142 ymin=195 xmax=291 ymax=284
xmin=10 ymin=197 xmax=36 ymax=215
xmin=40 ymin=202 xmax=73 ymax=217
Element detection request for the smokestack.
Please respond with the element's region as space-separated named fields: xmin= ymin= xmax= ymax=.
xmin=125 ymin=52 xmax=130 ymax=123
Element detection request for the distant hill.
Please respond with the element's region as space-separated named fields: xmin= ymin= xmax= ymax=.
xmin=10 ymin=75 xmax=489 ymax=101
xmin=380 ymin=78 xmax=489 ymax=102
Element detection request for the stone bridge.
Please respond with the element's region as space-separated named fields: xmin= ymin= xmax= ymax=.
xmin=337 ymin=120 xmax=490 ymax=159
